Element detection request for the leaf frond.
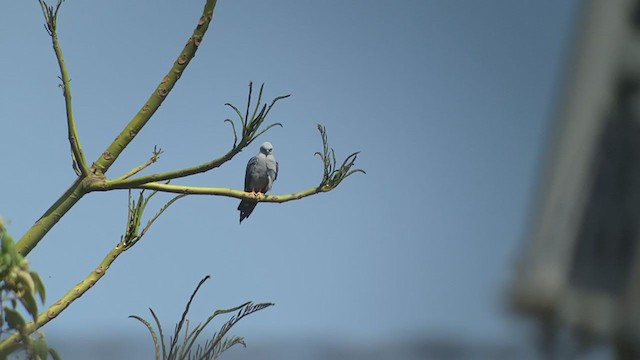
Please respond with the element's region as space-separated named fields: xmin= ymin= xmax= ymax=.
xmin=314 ymin=124 xmax=365 ymax=191
xmin=128 ymin=315 xmax=161 ymax=360
xmin=168 ymin=276 xmax=211 ymax=359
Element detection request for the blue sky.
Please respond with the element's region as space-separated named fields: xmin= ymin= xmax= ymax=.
xmin=2 ymin=0 xmax=579 ymax=354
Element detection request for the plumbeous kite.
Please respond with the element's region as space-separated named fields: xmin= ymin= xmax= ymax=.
xmin=238 ymin=142 xmax=278 ymax=223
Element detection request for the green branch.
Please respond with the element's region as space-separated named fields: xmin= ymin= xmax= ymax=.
xmin=16 ymin=177 xmax=88 ymax=256
xmin=91 ymin=125 xmax=364 ymax=204
xmin=39 ymin=0 xmax=88 ymax=176
xmin=91 ymin=0 xmax=218 ymax=176
xmin=104 ymin=82 xmax=289 ymax=189
xmin=0 ymin=191 xmax=184 ymax=354
xmin=104 ymin=145 xmax=242 ymax=189
xmin=8 ymin=0 xmax=365 ymax=355
xmin=0 ymin=241 xmax=126 ymax=355
xmin=17 ymin=1 xmax=219 ymax=256
xmin=106 ymin=182 xmax=326 ymax=202
xmin=116 ymin=145 xmax=164 ymax=181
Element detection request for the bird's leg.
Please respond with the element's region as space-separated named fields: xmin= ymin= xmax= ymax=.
xmin=246 ymin=189 xmax=264 ymax=198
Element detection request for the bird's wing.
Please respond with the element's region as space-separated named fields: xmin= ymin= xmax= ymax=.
xmin=274 ymin=160 xmax=279 ymax=181
xmin=266 ymin=155 xmax=278 ymax=192
xmin=244 ymin=154 xmax=260 ymax=191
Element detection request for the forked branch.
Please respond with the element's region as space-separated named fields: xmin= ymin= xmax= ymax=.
xmin=91 ymin=0 xmax=219 ymax=176
xmin=89 ymin=125 xmax=365 ymax=203
xmin=100 ymin=82 xmax=288 ymax=189
xmin=16 ymin=0 xmax=220 ymax=257
xmin=39 ymin=0 xmax=88 ymax=176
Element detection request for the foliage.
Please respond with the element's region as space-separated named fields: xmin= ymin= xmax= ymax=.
xmin=130 ymin=276 xmax=273 ymax=360
xmin=315 ymin=124 xmax=366 ymax=192
xmin=0 ymin=219 xmax=59 ymax=360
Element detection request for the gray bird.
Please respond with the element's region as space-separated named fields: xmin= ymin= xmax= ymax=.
xmin=238 ymin=142 xmax=278 ymax=223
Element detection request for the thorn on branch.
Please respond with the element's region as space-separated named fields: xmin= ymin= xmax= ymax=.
xmin=56 ymin=76 xmax=71 ymax=96
xmin=314 ymin=124 xmax=365 ymax=192
xmin=56 ymin=76 xmax=65 ymax=94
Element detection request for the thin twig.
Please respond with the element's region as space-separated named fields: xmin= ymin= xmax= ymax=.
xmin=39 ymin=0 xmax=89 ymax=175
xmin=117 ymin=146 xmax=164 ymax=180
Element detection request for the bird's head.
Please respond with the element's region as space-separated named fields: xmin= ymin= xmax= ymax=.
xmin=260 ymin=142 xmax=274 ymax=155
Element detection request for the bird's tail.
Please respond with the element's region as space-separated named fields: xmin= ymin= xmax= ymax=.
xmin=238 ymin=200 xmax=258 ymax=223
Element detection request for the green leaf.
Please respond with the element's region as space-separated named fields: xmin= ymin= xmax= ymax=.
xmin=1 ymin=232 xmax=13 ymax=252
xmin=30 ymin=271 xmax=46 ymax=304
xmin=49 ymin=348 xmax=63 ymax=360
xmin=20 ymin=292 xmax=39 ymax=320
xmin=4 ymin=307 xmax=25 ymax=330
xmin=29 ymin=338 xmax=49 ymax=360
xmin=216 ymin=336 xmax=246 ymax=356
xmin=168 ymin=275 xmax=210 ymax=359
xmin=16 ymin=269 xmax=35 ymax=296
xmin=149 ymin=308 xmax=167 ymax=360
xmin=129 ymin=314 xmax=161 ymax=360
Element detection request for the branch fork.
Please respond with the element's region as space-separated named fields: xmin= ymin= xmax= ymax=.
xmin=6 ymin=0 xmax=365 ymax=355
